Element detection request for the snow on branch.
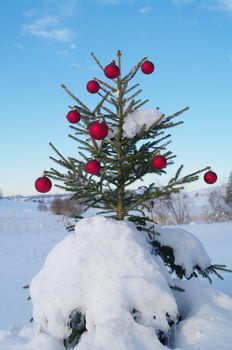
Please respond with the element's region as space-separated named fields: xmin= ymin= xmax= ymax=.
xmin=123 ymin=108 xmax=164 ymax=138
xmin=154 ymin=225 xmax=211 ymax=278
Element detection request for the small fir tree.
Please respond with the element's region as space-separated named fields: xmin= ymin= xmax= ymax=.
xmin=34 ymin=51 xmax=231 ymax=348
xmin=43 ymin=51 xmax=210 ymax=233
xmin=39 ymin=50 xmax=228 ymax=277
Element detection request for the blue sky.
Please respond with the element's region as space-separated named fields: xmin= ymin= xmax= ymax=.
xmin=1 ymin=0 xmax=232 ymax=196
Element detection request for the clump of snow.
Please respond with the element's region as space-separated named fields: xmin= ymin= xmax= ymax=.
xmin=123 ymin=109 xmax=164 ymax=138
xmin=174 ymin=278 xmax=232 ymax=350
xmin=30 ymin=216 xmax=178 ymax=349
xmin=155 ymin=225 xmax=211 ymax=277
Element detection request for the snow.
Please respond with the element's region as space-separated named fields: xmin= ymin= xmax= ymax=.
xmin=0 ymin=198 xmax=232 ymax=349
xmin=174 ymin=278 xmax=232 ymax=350
xmin=179 ymin=221 xmax=232 ymax=296
xmin=30 ymin=216 xmax=178 ymax=348
xmin=0 ymin=326 xmax=64 ymax=350
xmin=154 ymin=225 xmax=211 ymax=277
xmin=123 ymin=109 xmax=164 ymax=138
xmin=0 ymin=199 xmax=67 ymax=331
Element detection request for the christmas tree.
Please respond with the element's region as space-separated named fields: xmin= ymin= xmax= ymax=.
xmin=36 ymin=50 xmax=216 ymax=233
xmin=32 ymin=51 xmax=231 ymax=349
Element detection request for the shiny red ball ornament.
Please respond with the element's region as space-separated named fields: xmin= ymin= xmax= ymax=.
xmin=85 ymin=159 xmax=101 ymax=175
xmin=86 ymin=80 xmax=100 ymax=94
xmin=104 ymin=63 xmax=120 ymax=79
xmin=141 ymin=60 xmax=155 ymax=74
xmin=66 ymin=110 xmax=81 ymax=124
xmin=88 ymin=120 xmax=109 ymax=140
xmin=35 ymin=176 xmax=52 ymax=193
xmin=152 ymin=155 xmax=167 ymax=170
xmin=204 ymin=170 xmax=217 ymax=184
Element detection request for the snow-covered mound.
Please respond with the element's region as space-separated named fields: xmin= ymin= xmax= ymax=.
xmin=1 ymin=198 xmax=232 ymax=350
xmin=174 ymin=278 xmax=232 ymax=350
xmin=155 ymin=226 xmax=211 ymax=277
xmin=30 ymin=216 xmax=178 ymax=349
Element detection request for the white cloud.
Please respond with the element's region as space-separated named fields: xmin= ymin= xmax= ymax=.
xmin=28 ymin=15 xmax=59 ymax=28
xmin=23 ymin=15 xmax=74 ymax=42
xmin=22 ymin=1 xmax=78 ymax=43
xmin=139 ymin=6 xmax=152 ymax=14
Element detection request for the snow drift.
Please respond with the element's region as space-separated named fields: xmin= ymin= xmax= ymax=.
xmin=30 ymin=216 xmax=178 ymax=349
xmin=1 ymin=212 xmax=232 ymax=350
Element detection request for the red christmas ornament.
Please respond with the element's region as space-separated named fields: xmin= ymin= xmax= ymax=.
xmin=66 ymin=110 xmax=81 ymax=124
xmin=152 ymin=155 xmax=167 ymax=170
xmin=35 ymin=176 xmax=52 ymax=193
xmin=88 ymin=120 xmax=109 ymax=140
xmin=86 ymin=80 xmax=100 ymax=94
xmin=85 ymin=159 xmax=101 ymax=175
xmin=204 ymin=170 xmax=217 ymax=184
xmin=141 ymin=60 xmax=155 ymax=74
xmin=104 ymin=63 xmax=120 ymax=79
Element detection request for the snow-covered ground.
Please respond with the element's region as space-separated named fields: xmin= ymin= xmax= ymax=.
xmin=0 ymin=197 xmax=232 ymax=349
xmin=0 ymin=199 xmax=67 ymax=330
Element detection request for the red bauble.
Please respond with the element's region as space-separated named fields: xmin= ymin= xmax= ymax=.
xmin=204 ymin=171 xmax=217 ymax=184
xmin=85 ymin=159 xmax=101 ymax=175
xmin=152 ymin=155 xmax=167 ymax=169
xmin=35 ymin=176 xmax=52 ymax=193
xmin=141 ymin=60 xmax=155 ymax=74
xmin=66 ymin=110 xmax=81 ymax=124
xmin=104 ymin=63 xmax=120 ymax=79
xmin=88 ymin=121 xmax=109 ymax=140
xmin=86 ymin=80 xmax=100 ymax=94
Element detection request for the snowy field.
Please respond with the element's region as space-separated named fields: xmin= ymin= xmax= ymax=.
xmin=0 ymin=197 xmax=232 ymax=349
